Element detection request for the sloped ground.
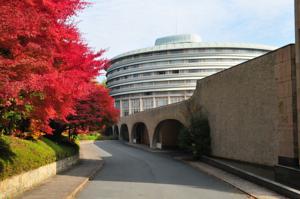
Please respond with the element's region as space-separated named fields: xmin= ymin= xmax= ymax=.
xmin=0 ymin=135 xmax=78 ymax=181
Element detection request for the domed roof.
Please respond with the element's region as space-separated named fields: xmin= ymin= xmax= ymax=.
xmin=155 ymin=34 xmax=202 ymax=46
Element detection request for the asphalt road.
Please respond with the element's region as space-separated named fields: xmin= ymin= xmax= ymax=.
xmin=77 ymin=141 xmax=247 ymax=199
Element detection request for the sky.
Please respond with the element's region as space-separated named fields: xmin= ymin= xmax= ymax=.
xmin=75 ymin=0 xmax=295 ymax=80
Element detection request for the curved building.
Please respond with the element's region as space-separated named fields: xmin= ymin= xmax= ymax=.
xmin=106 ymin=34 xmax=276 ymax=116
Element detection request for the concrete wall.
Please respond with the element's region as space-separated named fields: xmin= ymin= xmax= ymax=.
xmin=0 ymin=155 xmax=79 ymax=199
xmin=119 ymin=100 xmax=189 ymax=147
xmin=118 ymin=45 xmax=297 ymax=167
xmin=189 ymin=45 xmax=295 ymax=166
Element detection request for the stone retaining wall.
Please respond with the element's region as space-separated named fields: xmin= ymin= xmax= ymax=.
xmin=0 ymin=154 xmax=79 ymax=199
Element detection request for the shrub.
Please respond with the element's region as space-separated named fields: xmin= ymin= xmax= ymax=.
xmin=179 ymin=113 xmax=211 ymax=158
xmin=76 ymin=133 xmax=102 ymax=141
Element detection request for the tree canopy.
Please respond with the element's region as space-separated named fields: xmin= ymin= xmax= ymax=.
xmin=0 ymin=0 xmax=119 ymax=136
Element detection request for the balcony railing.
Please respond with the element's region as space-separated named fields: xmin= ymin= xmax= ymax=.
xmin=108 ymin=52 xmax=262 ymax=72
xmin=107 ymin=72 xmax=212 ymax=88
xmin=106 ymin=61 xmax=238 ymax=80
xmin=109 ymin=83 xmax=197 ymax=96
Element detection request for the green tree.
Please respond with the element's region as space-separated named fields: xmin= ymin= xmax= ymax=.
xmin=179 ymin=113 xmax=211 ymax=158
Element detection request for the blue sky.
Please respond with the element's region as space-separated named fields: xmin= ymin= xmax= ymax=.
xmin=75 ymin=0 xmax=295 ymax=80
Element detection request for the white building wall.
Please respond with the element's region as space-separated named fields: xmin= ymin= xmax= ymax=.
xmin=107 ymin=35 xmax=276 ymax=116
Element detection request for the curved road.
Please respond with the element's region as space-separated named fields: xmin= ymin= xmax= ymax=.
xmin=77 ymin=141 xmax=247 ymax=199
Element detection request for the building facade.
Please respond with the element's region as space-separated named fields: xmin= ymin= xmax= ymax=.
xmin=106 ymin=34 xmax=276 ymax=116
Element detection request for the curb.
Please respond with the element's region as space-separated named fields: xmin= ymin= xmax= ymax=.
xmin=65 ymin=159 xmax=104 ymax=199
xmin=124 ymin=142 xmax=175 ymax=153
xmin=124 ymin=143 xmax=258 ymax=198
xmin=201 ymin=157 xmax=300 ymax=199
xmin=119 ymin=143 xmax=287 ymax=198
xmin=124 ymin=143 xmax=285 ymax=199
xmin=177 ymin=158 xmax=255 ymax=198
xmin=176 ymin=158 xmax=291 ymax=199
xmin=79 ymin=140 xmax=96 ymax=144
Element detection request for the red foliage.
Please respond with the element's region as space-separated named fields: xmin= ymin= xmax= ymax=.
xmin=0 ymin=0 xmax=109 ymax=133
xmin=68 ymin=84 xmax=119 ymax=132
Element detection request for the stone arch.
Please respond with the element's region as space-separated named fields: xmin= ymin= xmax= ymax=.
xmin=131 ymin=122 xmax=150 ymax=146
xmin=153 ymin=119 xmax=184 ymax=149
xmin=120 ymin=124 xmax=129 ymax=142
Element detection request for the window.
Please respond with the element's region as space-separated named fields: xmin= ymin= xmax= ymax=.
xmin=143 ymin=72 xmax=152 ymax=76
xmin=144 ymin=53 xmax=152 ymax=57
xmin=142 ymin=63 xmax=153 ymax=67
xmin=131 ymin=99 xmax=140 ymax=114
xmin=172 ymin=70 xmax=179 ymax=74
xmin=169 ymin=60 xmax=181 ymax=64
xmin=189 ymin=69 xmax=199 ymax=73
xmin=155 ymin=81 xmax=166 ymax=85
xmin=170 ymin=96 xmax=185 ymax=103
xmin=157 ymin=71 xmax=166 ymax=75
xmin=122 ymin=100 xmax=129 ymax=116
xmin=142 ymin=98 xmax=153 ymax=110
xmin=160 ymin=61 xmax=168 ymax=65
xmin=140 ymin=82 xmax=153 ymax=87
xmin=115 ymin=100 xmax=120 ymax=110
xmin=156 ymin=97 xmax=168 ymax=107
xmin=169 ymin=49 xmax=183 ymax=54
xmin=155 ymin=51 xmax=165 ymax=55
xmin=171 ymin=80 xmax=184 ymax=84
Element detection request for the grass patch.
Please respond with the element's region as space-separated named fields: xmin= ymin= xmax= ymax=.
xmin=0 ymin=135 xmax=79 ymax=181
xmin=77 ymin=133 xmax=102 ymax=141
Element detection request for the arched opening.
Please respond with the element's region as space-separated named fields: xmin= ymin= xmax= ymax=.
xmin=120 ymin=124 xmax=129 ymax=142
xmin=131 ymin=122 xmax=149 ymax=146
xmin=104 ymin=126 xmax=113 ymax=136
xmin=153 ymin=119 xmax=184 ymax=149
xmin=113 ymin=125 xmax=119 ymax=138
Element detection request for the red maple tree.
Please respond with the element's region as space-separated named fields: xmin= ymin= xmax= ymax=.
xmin=68 ymin=84 xmax=119 ymax=133
xmin=0 ymin=0 xmax=113 ymax=134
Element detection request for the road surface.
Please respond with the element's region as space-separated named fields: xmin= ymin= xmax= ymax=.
xmin=77 ymin=141 xmax=247 ymax=199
